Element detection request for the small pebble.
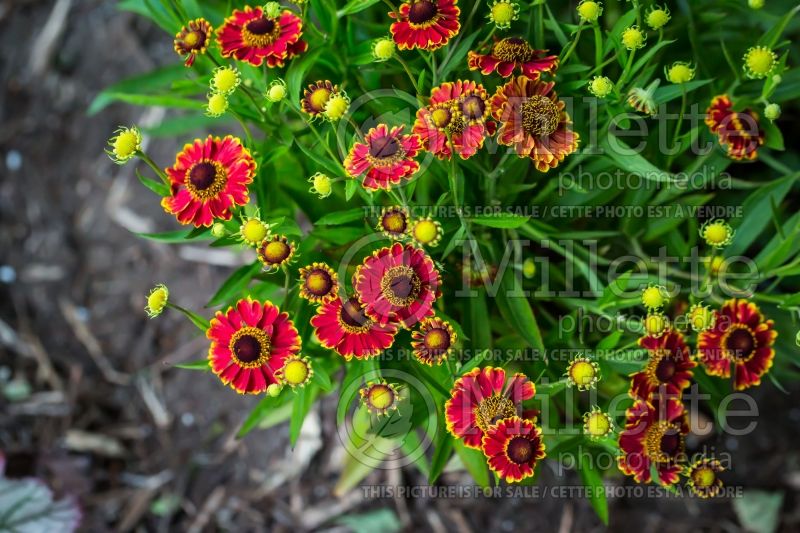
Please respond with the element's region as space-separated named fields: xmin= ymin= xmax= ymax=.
xmin=0 ymin=265 xmax=16 ymax=284
xmin=5 ymin=150 xmax=22 ymax=172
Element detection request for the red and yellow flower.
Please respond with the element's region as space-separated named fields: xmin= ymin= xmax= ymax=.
xmin=697 ymin=299 xmax=777 ymax=390
xmin=301 ymin=80 xmax=339 ymax=119
xmin=411 ymin=317 xmax=456 ymax=365
xmin=468 ymin=37 xmax=558 ymax=78
xmin=482 ymin=416 xmax=546 ymax=483
xmin=257 ymin=235 xmax=296 ymax=271
xmin=491 ymin=76 xmax=579 ymax=172
xmin=207 ymin=298 xmax=301 ymax=394
xmin=631 ymin=329 xmax=696 ymax=400
xmin=310 ymin=296 xmax=398 ymax=360
xmin=354 ymin=243 xmax=441 ymax=328
xmin=162 ymin=135 xmax=255 ymax=227
xmin=412 ymin=80 xmax=494 ymax=160
xmin=686 ymin=457 xmax=725 ymax=498
xmin=618 ymin=397 xmax=688 ymax=486
xmin=298 ymin=262 xmax=339 ymax=304
xmin=389 ymin=0 xmax=461 ymax=51
xmin=217 ymin=5 xmax=306 ymax=67
xmin=445 ymin=366 xmax=535 ymax=449
xmin=705 ymin=95 xmax=764 ymax=161
xmin=377 ymin=206 xmax=411 ymax=240
xmin=360 ymin=380 xmax=402 ymax=415
xmin=344 ymin=124 xmax=422 ymax=191
xmin=174 ymin=18 xmax=213 ymax=67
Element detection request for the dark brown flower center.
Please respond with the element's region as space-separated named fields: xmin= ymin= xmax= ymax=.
xmin=461 ymin=95 xmax=486 ymax=120
xmin=408 ymin=0 xmax=438 ymax=24
xmin=380 ymin=266 xmax=421 ymax=307
xmin=507 ymin=436 xmax=534 ymax=464
xmin=492 ymin=37 xmax=535 ymax=62
xmin=382 ymin=211 xmax=407 ymax=234
xmin=340 ymin=298 xmax=371 ymax=329
xmin=369 ymin=136 xmax=400 ymax=158
xmin=659 ymin=432 xmax=681 ymax=457
xmin=725 ymin=328 xmax=756 ymax=360
xmin=247 ymin=16 xmax=275 ymax=35
xmin=520 ymin=95 xmax=559 ymax=137
xmin=233 ymin=334 xmax=262 ymax=363
xmin=655 ymin=358 xmax=676 ymax=382
xmin=189 ymin=162 xmax=217 ymax=191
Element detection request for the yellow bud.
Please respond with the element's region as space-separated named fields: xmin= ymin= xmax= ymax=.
xmin=589 ymin=76 xmax=614 ymax=98
xmin=622 ymin=26 xmax=646 ymax=50
xmin=666 ymin=62 xmax=695 ymax=84
xmin=577 ymin=0 xmax=602 ymax=22
xmin=372 ymin=38 xmax=395 ymax=61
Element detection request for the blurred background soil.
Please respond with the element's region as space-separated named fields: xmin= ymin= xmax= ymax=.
xmin=1 ymin=1 xmax=799 ymax=531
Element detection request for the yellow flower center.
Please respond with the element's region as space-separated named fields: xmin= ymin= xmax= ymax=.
xmin=413 ymin=219 xmax=439 ymax=244
xmin=267 ymin=83 xmax=287 ymax=102
xmin=373 ymin=38 xmax=395 ymax=60
xmin=207 ymin=93 xmax=228 ymax=116
xmin=311 ymin=173 xmax=332 ymax=196
xmin=689 ymin=305 xmax=714 ymax=331
xmin=520 ymin=95 xmax=560 ymax=137
xmin=577 ymin=1 xmax=601 ymax=22
xmin=309 ymin=88 xmax=332 ymax=112
xmin=692 ymin=466 xmax=716 ymax=488
xmin=184 ymin=31 xmax=201 ymax=47
xmin=146 ymin=287 xmax=168 ymax=317
xmin=646 ymin=9 xmax=670 ymax=30
xmin=745 ymin=47 xmax=775 ymax=76
xmin=424 ymin=328 xmax=450 ymax=352
xmin=642 ymin=286 xmax=665 ymax=309
xmin=568 ymin=360 xmax=597 ymax=388
xmin=381 ymin=211 xmax=407 ymax=234
xmin=324 ymin=94 xmax=349 ymax=120
xmin=305 ymin=269 xmax=333 ymax=296
xmin=491 ymin=2 xmax=515 ymax=25
xmin=242 ymin=219 xmax=268 ymax=244
xmin=585 ymin=412 xmax=610 ymax=437
xmin=262 ymin=240 xmax=291 ymax=265
xmin=667 ymin=64 xmax=694 ymax=84
xmin=212 ymin=68 xmax=239 ymax=94
xmin=704 ymin=223 xmax=730 ymax=245
xmin=113 ymin=129 xmax=140 ymax=159
xmin=590 ymin=76 xmax=613 ymax=97
xmin=283 ymin=359 xmax=310 ymax=386
xmin=622 ymin=27 xmax=645 ymax=50
xmin=368 ymin=384 xmax=395 ymax=410
xmin=431 ymin=107 xmax=452 ymax=128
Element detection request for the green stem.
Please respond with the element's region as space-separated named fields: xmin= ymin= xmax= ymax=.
xmin=617 ymin=48 xmax=637 ymax=89
xmin=592 ymin=22 xmax=603 ymax=72
xmin=560 ymin=22 xmax=585 ymax=64
xmin=396 ymin=54 xmax=422 ymax=99
xmin=534 ymin=2 xmax=544 ymax=49
xmin=231 ymin=110 xmax=254 ymax=145
xmin=666 ymin=84 xmax=687 ymax=170
xmin=137 ymin=151 xmax=168 ymax=184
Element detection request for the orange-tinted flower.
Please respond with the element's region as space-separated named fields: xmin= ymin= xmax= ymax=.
xmin=468 ymin=37 xmax=558 ymax=78
xmin=389 ymin=0 xmax=461 ymax=51
xmin=445 ymin=366 xmax=535 ymax=449
xmin=686 ymin=457 xmax=725 ymax=498
xmin=705 ymin=95 xmax=764 ymax=161
xmin=697 ymin=299 xmax=777 ymax=390
xmin=174 ymin=18 xmax=213 ymax=67
xmin=482 ymin=416 xmax=546 ymax=483
xmin=354 ymin=243 xmax=441 ymax=328
xmin=344 ymin=124 xmax=422 ymax=191
xmin=207 ymin=298 xmax=301 ymax=394
xmin=162 ymin=135 xmax=256 ymax=227
xmin=491 ymin=76 xmax=579 ymax=172
xmin=618 ymin=397 xmax=688 ymax=486
xmin=217 ymin=6 xmax=306 ymax=67
xmin=411 ymin=317 xmax=456 ymax=365
xmin=310 ymin=296 xmax=398 ymax=360
xmin=413 ymin=80 xmax=495 ymax=160
xmin=631 ymin=329 xmax=696 ymax=401
xmin=377 ymin=206 xmax=410 ymax=240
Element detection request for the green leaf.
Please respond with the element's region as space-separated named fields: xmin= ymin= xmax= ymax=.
xmin=287 ymin=48 xmax=324 ymax=105
xmin=469 ymin=213 xmax=530 ymax=229
xmin=728 ymin=173 xmax=797 ymax=256
xmin=337 ymin=0 xmax=382 ymax=16
xmin=758 ymin=5 xmax=800 ymax=48
xmin=237 ymin=394 xmax=293 ymax=438
xmin=0 ymin=472 xmax=81 ymax=532
xmin=89 ymin=64 xmax=187 ymax=115
xmin=579 ymin=460 xmax=609 ymax=525
xmin=171 ymin=305 xmax=210 ymax=331
xmin=600 ymin=134 xmax=676 ymax=184
xmin=495 ymin=269 xmax=545 ymax=354
xmin=207 ymin=262 xmax=262 ymax=307
xmin=136 ymin=169 xmax=169 ymax=196
xmin=315 ymin=208 xmax=365 ymax=225
xmin=289 ymin=386 xmax=316 ymax=446
xmin=135 ymin=229 xmax=209 ymax=243
xmin=429 ymin=414 xmax=454 ymax=483
xmin=174 ymin=359 xmax=210 ymax=371
xmin=335 ymin=510 xmax=401 ymax=533
xmin=653 ymin=79 xmax=713 ymax=105
xmin=95 ymin=93 xmax=204 ymax=113
xmin=453 ymin=440 xmax=490 ymax=488
xmin=732 ymin=490 xmax=784 ymax=533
